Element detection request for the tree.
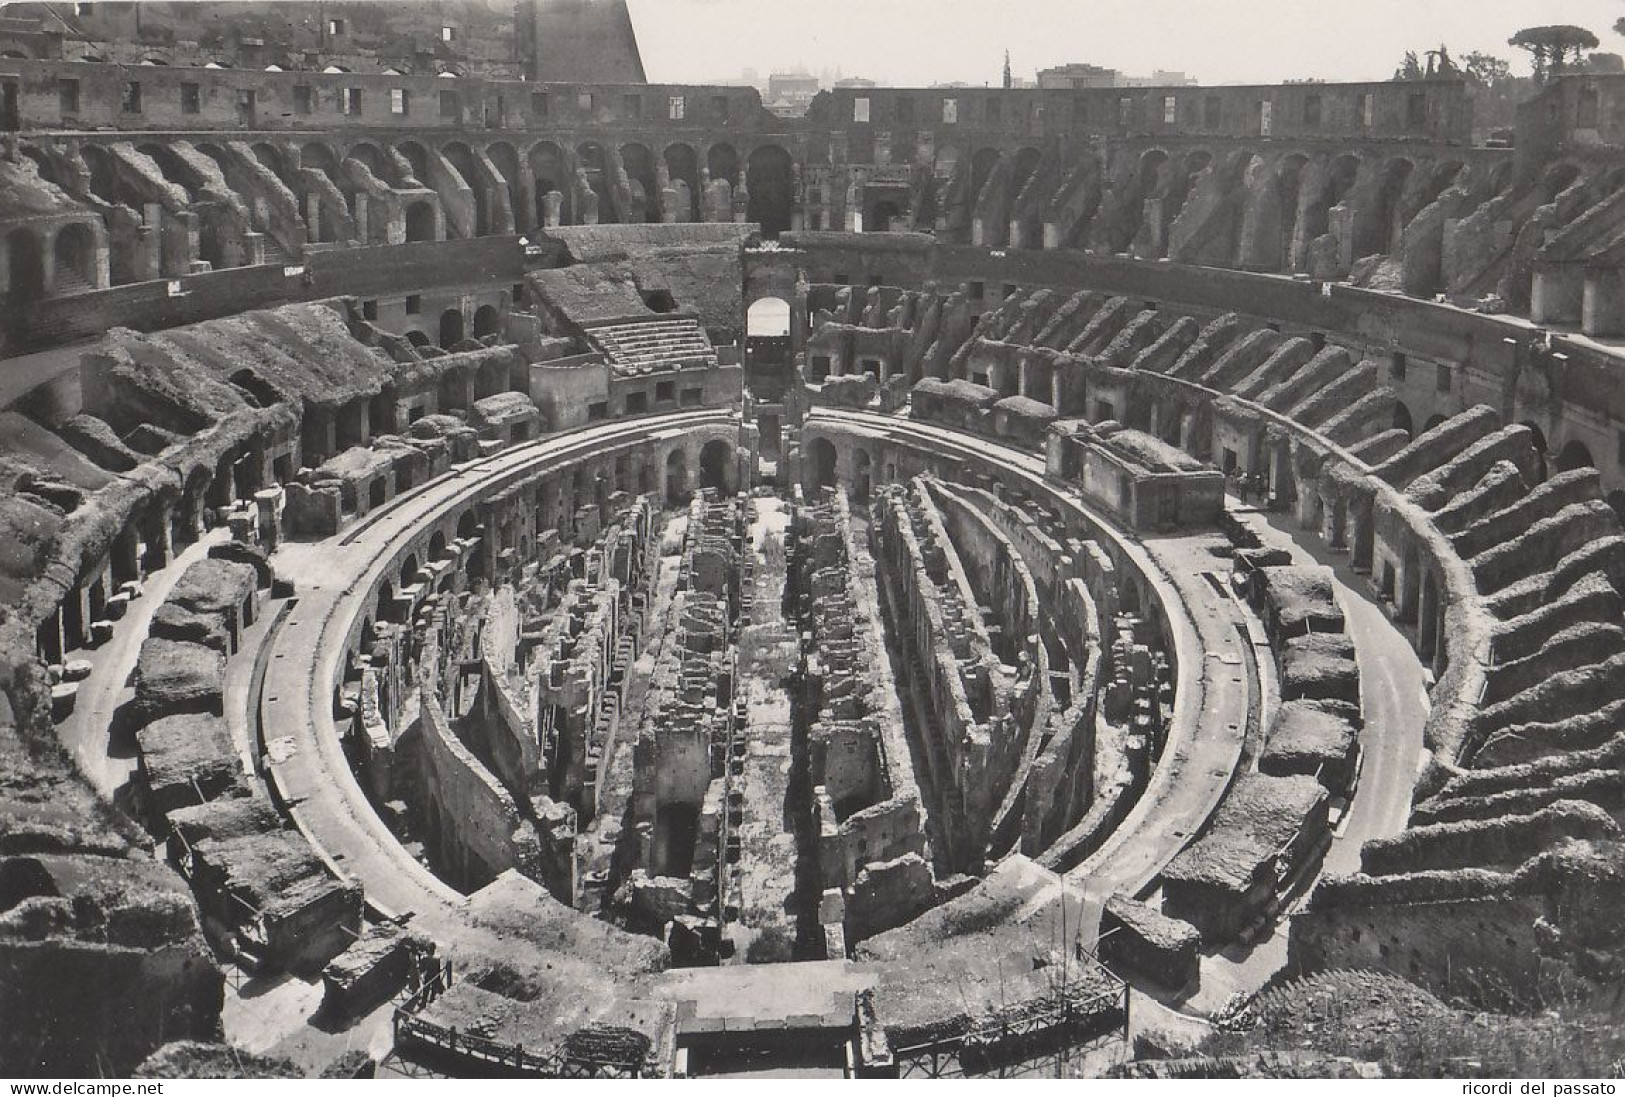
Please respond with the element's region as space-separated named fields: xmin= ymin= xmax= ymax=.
xmin=1509 ymin=25 xmax=1601 ymax=83
xmin=1394 ymin=50 xmax=1424 ymax=80
xmin=1462 ymin=51 xmax=1513 ymax=87
xmin=1426 ymin=45 xmax=1460 ymax=77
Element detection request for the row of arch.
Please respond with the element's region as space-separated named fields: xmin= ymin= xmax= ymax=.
xmin=3 ymin=219 xmax=100 ymax=301
xmin=243 ymin=135 xmax=797 ymax=236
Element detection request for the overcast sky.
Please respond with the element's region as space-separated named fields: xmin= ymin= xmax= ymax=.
xmin=626 ymin=0 xmax=1625 ymax=86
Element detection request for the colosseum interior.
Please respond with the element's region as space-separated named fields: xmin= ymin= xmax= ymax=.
xmin=2 ymin=0 xmax=1625 ymax=1081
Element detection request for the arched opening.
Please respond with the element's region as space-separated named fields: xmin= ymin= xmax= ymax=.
xmin=5 ymin=227 xmax=43 ymax=302
xmin=852 ymin=448 xmax=872 ymax=503
xmin=1392 ymin=402 xmax=1414 ymax=438
xmin=1422 ymin=413 xmax=1448 ymax=433
xmin=51 ymin=222 xmax=96 ymax=292
xmin=699 ymin=439 xmax=732 ymax=494
xmin=1111 ymin=148 xmax=1169 ymax=253
xmin=300 ymin=141 xmax=340 ymax=180
xmin=345 ymin=141 xmax=388 ymax=180
xmin=404 ymin=201 xmax=436 ymax=242
xmin=0 ymin=857 xmax=57 ymax=911
xmin=576 ymin=142 xmax=615 ymax=222
xmin=806 ymin=437 xmax=838 ymax=493
xmin=486 ymin=141 xmax=522 ymax=230
xmin=1273 ymin=153 xmax=1309 ymax=270
xmin=429 ymin=530 xmax=447 ymax=562
xmin=968 ymin=147 xmax=1001 ymax=210
xmin=80 ymin=144 xmax=125 ymax=206
xmin=620 ymin=142 xmax=659 ymax=223
xmin=376 ymin=581 xmax=398 ymax=625
xmin=707 ymin=143 xmax=739 ymax=187
xmin=439 ymin=308 xmax=465 ymax=349
xmin=665 ymin=448 xmax=689 ymax=506
xmin=1299 ymin=153 xmax=1361 ymax=265
xmin=136 ymin=142 xmax=201 ymax=201
xmin=457 ymin=510 xmax=479 ymax=540
xmin=1361 ymin=157 xmax=1414 ymax=257
xmin=441 ymin=141 xmax=488 ymax=235
xmin=19 ymin=146 xmax=58 ymax=187
xmin=194 ymin=142 xmax=233 ymax=181
xmin=400 ymin=554 xmax=420 ymax=587
xmin=1161 ymin=148 xmax=1210 ymax=230
xmin=664 ymin=143 xmax=700 ymax=220
xmin=472 ymin=304 xmax=501 ymax=339
xmin=746 ymin=144 xmax=795 ymax=237
xmin=405 ymin=329 xmax=432 ymax=349
xmin=395 ymin=140 xmax=430 ymax=184
xmin=747 ymin=297 xmax=791 ymax=337
xmin=528 ymin=141 xmax=569 ymax=226
xmin=251 ymin=142 xmax=288 ymax=185
xmin=1011 ymin=146 xmax=1043 ymax=194
xmin=1557 ymin=439 xmax=1595 ymax=473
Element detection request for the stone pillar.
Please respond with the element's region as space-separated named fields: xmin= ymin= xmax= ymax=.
xmin=540 ymin=190 xmax=562 ymax=228
xmin=255 ymin=487 xmax=285 ymax=553
xmin=305 ymin=193 xmax=322 ymax=243
xmin=353 ymin=192 xmax=369 ymax=244
xmin=386 ymin=207 xmax=406 ymax=245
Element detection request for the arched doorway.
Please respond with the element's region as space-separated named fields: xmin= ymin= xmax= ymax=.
xmin=472 ymin=304 xmax=501 ymax=339
xmin=746 ymin=144 xmax=795 ymax=237
xmin=853 ymin=448 xmax=872 ymax=502
xmin=1557 ymin=439 xmax=1595 ymax=473
xmin=665 ymin=449 xmax=689 ymax=506
xmin=620 ymin=142 xmax=659 ymax=222
xmin=576 ymin=142 xmax=615 ymax=222
xmin=442 ymin=142 xmax=488 ymax=235
xmin=1362 ymin=157 xmax=1414 ymax=257
xmin=52 ymin=222 xmax=96 ymax=292
xmin=699 ymin=439 xmax=732 ymax=494
xmin=968 ymin=147 xmax=1001 ymax=208
xmin=747 ymin=297 xmax=790 ymax=337
xmin=345 ymin=142 xmax=388 ymax=184
xmin=806 ymin=437 xmax=838 ymax=493
xmin=486 ymin=141 xmax=523 ymax=230
xmin=439 ymin=308 xmax=465 ymax=348
xmin=1392 ymin=402 xmax=1414 ymax=438
xmin=707 ymin=143 xmax=739 ymax=187
xmin=664 ymin=143 xmax=700 ymax=220
xmin=1422 ymin=413 xmax=1448 ymax=434
xmin=528 ymin=141 xmax=569 ymax=225
xmin=395 ymin=140 xmax=430 ymax=184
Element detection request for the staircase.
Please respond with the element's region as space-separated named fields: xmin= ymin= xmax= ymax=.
xmin=51 ymin=266 xmax=95 ymax=297
xmin=261 ymin=232 xmax=293 ymax=266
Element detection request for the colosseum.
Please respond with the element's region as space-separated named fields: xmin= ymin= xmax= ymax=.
xmin=1 ymin=0 xmax=1623 ymax=1080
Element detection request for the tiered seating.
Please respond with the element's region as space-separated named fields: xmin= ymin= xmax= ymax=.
xmin=583 ymin=318 xmax=717 ymax=375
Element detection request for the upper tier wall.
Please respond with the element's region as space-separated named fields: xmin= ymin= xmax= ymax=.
xmin=0 ymin=59 xmax=1470 ymax=144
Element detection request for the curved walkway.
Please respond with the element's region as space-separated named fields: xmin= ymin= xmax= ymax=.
xmin=257 ymin=409 xmax=735 ymax=944
xmin=807 ymin=411 xmax=1429 ymax=987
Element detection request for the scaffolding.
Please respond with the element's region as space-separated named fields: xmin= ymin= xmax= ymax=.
xmin=885 ymin=956 xmax=1130 ymax=1079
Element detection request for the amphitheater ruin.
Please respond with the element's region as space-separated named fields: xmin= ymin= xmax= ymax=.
xmin=1 ymin=0 xmax=1624 ymax=1080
